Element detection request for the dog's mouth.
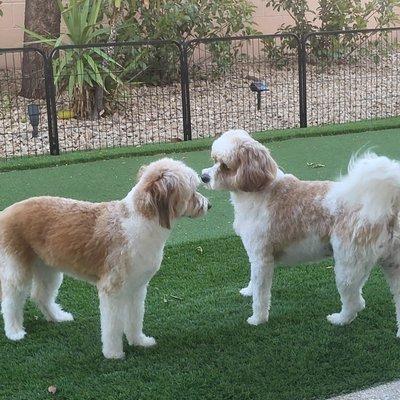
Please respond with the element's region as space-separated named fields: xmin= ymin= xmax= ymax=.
xmin=199 ymin=197 xmax=211 ymax=215
xmin=186 ymin=194 xmax=210 ymax=218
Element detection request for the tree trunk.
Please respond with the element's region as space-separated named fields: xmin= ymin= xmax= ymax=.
xmin=20 ymin=0 xmax=61 ymax=99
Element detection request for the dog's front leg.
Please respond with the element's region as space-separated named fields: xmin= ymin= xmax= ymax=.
xmin=247 ymin=255 xmax=275 ymax=326
xmin=98 ymin=289 xmax=126 ymax=359
xmin=240 ymin=282 xmax=253 ymax=297
xmin=239 ymin=238 xmax=258 ymax=297
xmin=124 ymin=284 xmax=156 ymax=347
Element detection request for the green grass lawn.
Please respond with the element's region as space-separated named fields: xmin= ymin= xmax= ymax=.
xmin=1 ymin=128 xmax=400 ymax=399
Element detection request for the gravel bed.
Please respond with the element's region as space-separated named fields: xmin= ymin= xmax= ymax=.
xmin=1 ymin=55 xmax=400 ymax=159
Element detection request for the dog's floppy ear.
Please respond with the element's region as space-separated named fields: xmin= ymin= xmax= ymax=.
xmin=149 ymin=173 xmax=175 ymax=229
xmin=138 ymin=171 xmax=181 ymax=229
xmin=236 ymin=142 xmax=277 ymax=192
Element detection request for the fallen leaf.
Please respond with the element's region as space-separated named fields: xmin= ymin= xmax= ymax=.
xmin=57 ymin=109 xmax=74 ymax=120
xmin=170 ymin=294 xmax=183 ymax=301
xmin=48 ymin=386 xmax=57 ymax=394
xmin=307 ymin=162 xmax=325 ymax=169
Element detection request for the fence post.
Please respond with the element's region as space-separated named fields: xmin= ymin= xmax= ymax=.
xmin=298 ymin=35 xmax=307 ymax=128
xmin=44 ymin=51 xmax=59 ymax=155
xmin=179 ymin=41 xmax=192 ymax=140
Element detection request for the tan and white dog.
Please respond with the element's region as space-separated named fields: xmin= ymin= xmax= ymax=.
xmin=202 ymin=129 xmax=400 ymax=335
xmin=0 ymin=158 xmax=209 ymax=359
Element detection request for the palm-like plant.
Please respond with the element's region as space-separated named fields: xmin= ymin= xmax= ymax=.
xmin=25 ymin=0 xmax=121 ymax=117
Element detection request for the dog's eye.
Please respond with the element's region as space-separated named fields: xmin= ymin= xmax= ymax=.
xmin=220 ymin=163 xmax=229 ymax=171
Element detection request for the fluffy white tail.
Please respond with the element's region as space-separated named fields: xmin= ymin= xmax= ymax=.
xmin=326 ymin=152 xmax=400 ymax=223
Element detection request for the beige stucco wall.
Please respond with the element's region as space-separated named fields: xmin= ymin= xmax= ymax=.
xmin=0 ymin=0 xmax=25 ymax=48
xmin=0 ymin=0 xmax=303 ymax=49
xmin=252 ymin=0 xmax=319 ymax=33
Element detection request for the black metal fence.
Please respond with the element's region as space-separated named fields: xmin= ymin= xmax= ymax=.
xmin=1 ymin=27 xmax=400 ymax=161
xmin=0 ymin=48 xmax=51 ymax=159
xmin=186 ymin=34 xmax=301 ymax=138
xmin=303 ymin=28 xmax=400 ymax=126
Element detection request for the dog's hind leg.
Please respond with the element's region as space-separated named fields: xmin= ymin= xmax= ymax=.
xmin=381 ymin=261 xmax=400 ymax=337
xmin=327 ymin=258 xmax=373 ymax=326
xmin=31 ymin=262 xmax=73 ymax=322
xmin=0 ymin=253 xmax=31 ymax=341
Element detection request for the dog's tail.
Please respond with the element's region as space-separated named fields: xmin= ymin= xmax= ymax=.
xmin=326 ymin=151 xmax=400 ymax=224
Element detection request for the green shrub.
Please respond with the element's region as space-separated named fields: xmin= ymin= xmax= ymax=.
xmin=264 ymin=0 xmax=400 ymax=66
xmin=116 ymin=0 xmax=257 ymax=83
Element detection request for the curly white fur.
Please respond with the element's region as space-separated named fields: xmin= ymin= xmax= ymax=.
xmin=326 ymin=151 xmax=400 ymax=223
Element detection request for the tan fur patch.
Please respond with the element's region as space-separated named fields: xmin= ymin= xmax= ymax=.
xmin=214 ymin=140 xmax=277 ymax=192
xmin=0 ymin=197 xmax=127 ymax=284
xmin=135 ymin=170 xmax=186 ymax=229
xmin=235 ymin=143 xmax=277 ymax=192
xmin=333 ymin=208 xmax=391 ymax=247
xmin=265 ymin=177 xmax=333 ymax=253
xmin=134 ymin=158 xmax=200 ymax=229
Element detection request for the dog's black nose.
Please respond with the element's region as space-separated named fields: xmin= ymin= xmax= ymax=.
xmin=201 ymin=173 xmax=211 ymax=183
xmin=207 ymin=202 xmax=212 ymax=210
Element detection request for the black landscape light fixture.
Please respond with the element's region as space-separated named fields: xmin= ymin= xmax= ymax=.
xmin=250 ymin=81 xmax=269 ymax=111
xmin=27 ymin=103 xmax=40 ymax=138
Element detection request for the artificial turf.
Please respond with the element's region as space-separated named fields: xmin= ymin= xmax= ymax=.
xmin=1 ymin=128 xmax=400 ymax=399
xmin=1 ymin=237 xmax=399 ymax=400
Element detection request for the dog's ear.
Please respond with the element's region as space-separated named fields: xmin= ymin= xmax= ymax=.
xmin=236 ymin=143 xmax=277 ymax=192
xmin=149 ymin=173 xmax=176 ymax=229
xmin=137 ymin=171 xmax=182 ymax=229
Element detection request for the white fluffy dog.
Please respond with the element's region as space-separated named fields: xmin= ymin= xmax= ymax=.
xmin=202 ymin=129 xmax=400 ymax=335
xmin=0 ymin=158 xmax=209 ymax=359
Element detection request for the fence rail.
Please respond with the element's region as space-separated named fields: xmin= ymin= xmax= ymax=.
xmin=1 ymin=27 xmax=400 ymax=160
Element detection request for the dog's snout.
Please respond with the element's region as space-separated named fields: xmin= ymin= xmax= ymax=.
xmin=207 ymin=202 xmax=212 ymax=210
xmin=201 ymin=173 xmax=211 ymax=183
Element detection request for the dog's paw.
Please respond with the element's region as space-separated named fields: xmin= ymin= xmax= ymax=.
xmin=357 ymin=297 xmax=366 ymax=312
xmin=327 ymin=312 xmax=355 ymax=326
xmin=131 ymin=334 xmax=156 ymax=348
xmin=239 ymin=286 xmax=253 ymax=297
xmin=51 ymin=310 xmax=74 ymax=323
xmin=103 ymin=350 xmax=125 ymax=359
xmin=247 ymin=314 xmax=268 ymax=326
xmin=6 ymin=329 xmax=26 ymax=341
